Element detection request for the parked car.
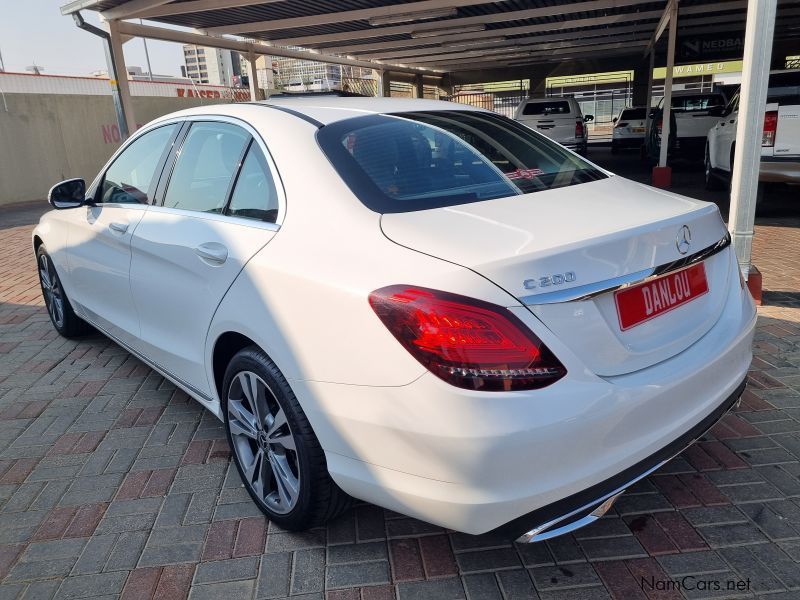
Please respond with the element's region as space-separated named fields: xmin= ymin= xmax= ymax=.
xmin=36 ymin=98 xmax=754 ymax=542
xmin=658 ymin=90 xmax=727 ymax=158
xmin=705 ymin=70 xmax=800 ymax=189
xmin=513 ymin=97 xmax=593 ymax=154
xmin=611 ymin=106 xmax=648 ymax=153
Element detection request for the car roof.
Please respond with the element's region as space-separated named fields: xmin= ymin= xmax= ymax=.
xmin=148 ymin=97 xmax=489 ymax=131
xmin=263 ymin=96 xmax=486 ymax=126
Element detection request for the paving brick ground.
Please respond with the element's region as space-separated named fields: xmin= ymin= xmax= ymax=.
xmin=1 ymin=198 xmax=799 ymax=600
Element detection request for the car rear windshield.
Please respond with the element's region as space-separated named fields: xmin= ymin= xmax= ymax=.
xmin=521 ymin=101 xmax=572 ymax=116
xmin=670 ymin=95 xmax=725 ymax=112
xmin=316 ymin=110 xmax=607 ymax=213
xmin=620 ymin=108 xmax=647 ymax=120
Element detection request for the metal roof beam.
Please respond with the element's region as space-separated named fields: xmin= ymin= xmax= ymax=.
xmin=132 ymin=0 xmax=285 ymax=20
xmin=644 ymin=0 xmax=678 ymax=55
xmin=270 ymin=0 xmax=655 ymax=47
xmin=100 ymin=0 xmax=173 ymax=20
xmin=364 ymin=23 xmax=657 ymax=60
xmin=399 ymin=36 xmax=652 ymax=65
xmin=446 ymin=47 xmax=639 ymax=71
xmin=325 ymin=10 xmax=662 ymax=55
xmin=204 ymin=0 xmax=506 ymax=36
xmin=322 ymin=0 xmax=747 ymax=55
xmin=113 ymin=20 xmax=440 ymax=75
xmin=60 ymin=0 xmax=103 ymax=15
xmin=428 ymin=40 xmax=650 ymax=68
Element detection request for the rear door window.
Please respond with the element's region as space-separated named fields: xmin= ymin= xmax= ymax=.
xmin=522 ymin=101 xmax=572 ymax=116
xmin=620 ymin=108 xmax=647 ymax=120
xmin=317 ymin=110 xmax=606 ymax=213
xmin=163 ymin=122 xmax=249 ymax=213
xmin=227 ymin=144 xmax=279 ymax=223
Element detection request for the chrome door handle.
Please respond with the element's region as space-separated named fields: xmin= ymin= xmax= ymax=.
xmin=194 ymin=242 xmax=228 ymax=264
xmin=109 ymin=222 xmax=128 ymax=233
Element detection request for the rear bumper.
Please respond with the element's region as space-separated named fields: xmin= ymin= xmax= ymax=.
xmin=509 ymin=378 xmax=745 ymax=542
xmin=760 ymin=157 xmax=800 ymax=184
xmin=298 ymin=256 xmax=756 ymax=537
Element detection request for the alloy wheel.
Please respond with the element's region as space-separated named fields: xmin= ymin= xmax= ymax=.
xmin=39 ymin=254 xmax=65 ymax=328
xmin=227 ymin=371 xmax=300 ymax=514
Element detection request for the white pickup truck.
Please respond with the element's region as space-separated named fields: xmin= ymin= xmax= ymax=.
xmin=705 ymin=71 xmax=800 ymax=189
xmin=659 ymin=91 xmax=727 ymax=159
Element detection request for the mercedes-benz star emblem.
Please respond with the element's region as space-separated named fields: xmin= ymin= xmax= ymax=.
xmin=676 ymin=225 xmax=692 ymax=255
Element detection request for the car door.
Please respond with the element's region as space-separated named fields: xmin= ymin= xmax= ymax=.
xmin=128 ymin=118 xmax=283 ymax=399
xmin=713 ymin=93 xmax=739 ymax=170
xmin=67 ymin=123 xmax=180 ymax=346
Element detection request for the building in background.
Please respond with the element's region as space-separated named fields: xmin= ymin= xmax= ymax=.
xmin=271 ymin=53 xmax=375 ymax=94
xmin=182 ymin=45 xmax=244 ymax=87
xmin=90 ymin=65 xmax=190 ymax=84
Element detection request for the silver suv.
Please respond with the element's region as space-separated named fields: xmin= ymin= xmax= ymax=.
xmin=514 ymin=97 xmax=592 ymax=154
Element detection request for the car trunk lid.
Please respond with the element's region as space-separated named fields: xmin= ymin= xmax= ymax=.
xmin=380 ymin=176 xmax=731 ymax=376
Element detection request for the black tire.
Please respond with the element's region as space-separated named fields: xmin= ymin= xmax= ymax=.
xmin=222 ymin=346 xmax=351 ymax=530
xmin=36 ymin=245 xmax=91 ymax=338
xmin=704 ymin=145 xmax=723 ymax=190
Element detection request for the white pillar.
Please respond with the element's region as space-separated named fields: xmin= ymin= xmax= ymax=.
xmin=107 ymin=19 xmax=137 ymax=138
xmin=374 ymin=69 xmax=384 ymax=97
xmin=658 ymin=1 xmax=678 ymax=167
xmin=247 ymin=51 xmax=264 ymax=101
xmin=728 ymin=0 xmax=777 ymax=278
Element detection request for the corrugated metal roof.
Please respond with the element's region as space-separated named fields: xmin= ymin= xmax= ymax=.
xmin=60 ymin=0 xmax=800 ymax=73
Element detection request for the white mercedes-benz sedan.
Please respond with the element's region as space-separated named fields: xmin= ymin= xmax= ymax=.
xmin=34 ymin=98 xmax=755 ymax=542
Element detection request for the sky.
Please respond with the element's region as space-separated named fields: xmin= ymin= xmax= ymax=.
xmin=0 ymin=1 xmax=185 ymax=77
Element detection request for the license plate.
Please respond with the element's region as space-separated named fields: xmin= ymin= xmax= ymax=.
xmin=614 ymin=263 xmax=709 ymax=331
xmin=631 ymin=127 xmax=645 ymax=133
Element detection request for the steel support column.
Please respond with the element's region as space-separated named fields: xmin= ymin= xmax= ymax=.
xmin=375 ymin=70 xmax=384 ymax=97
xmin=381 ymin=71 xmax=391 ymax=97
xmin=107 ymin=19 xmax=137 ymax=137
xmin=247 ymin=51 xmax=264 ymax=101
xmin=728 ymin=0 xmax=777 ymax=278
xmin=658 ymin=1 xmax=678 ymax=167
xmin=73 ymin=12 xmax=136 ymax=140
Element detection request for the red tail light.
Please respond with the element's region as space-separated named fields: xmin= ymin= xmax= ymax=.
xmin=656 ymin=119 xmax=663 ymax=134
xmin=762 ymin=110 xmax=778 ymax=147
xmin=575 ymin=119 xmax=584 ymax=139
xmin=369 ymin=286 xmax=566 ymax=391
xmin=615 ymin=121 xmax=629 ymax=129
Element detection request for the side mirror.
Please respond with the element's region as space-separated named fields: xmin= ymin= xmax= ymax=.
xmin=48 ymin=178 xmax=87 ymax=209
xmin=707 ymin=106 xmax=725 ymax=117
xmin=612 ymin=116 xmax=618 ymax=123
xmin=584 ymin=114 xmax=594 ymax=122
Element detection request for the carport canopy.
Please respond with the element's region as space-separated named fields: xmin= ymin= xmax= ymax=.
xmin=58 ymin=0 xmax=799 ymax=279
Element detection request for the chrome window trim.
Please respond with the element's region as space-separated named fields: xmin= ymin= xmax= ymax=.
xmin=520 ymin=232 xmax=731 ymax=306
xmin=87 ymin=114 xmax=286 ymax=227
xmin=139 ymin=204 xmax=280 ymax=233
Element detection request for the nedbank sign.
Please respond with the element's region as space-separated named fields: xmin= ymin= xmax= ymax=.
xmin=678 ymin=33 xmax=744 ymax=61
